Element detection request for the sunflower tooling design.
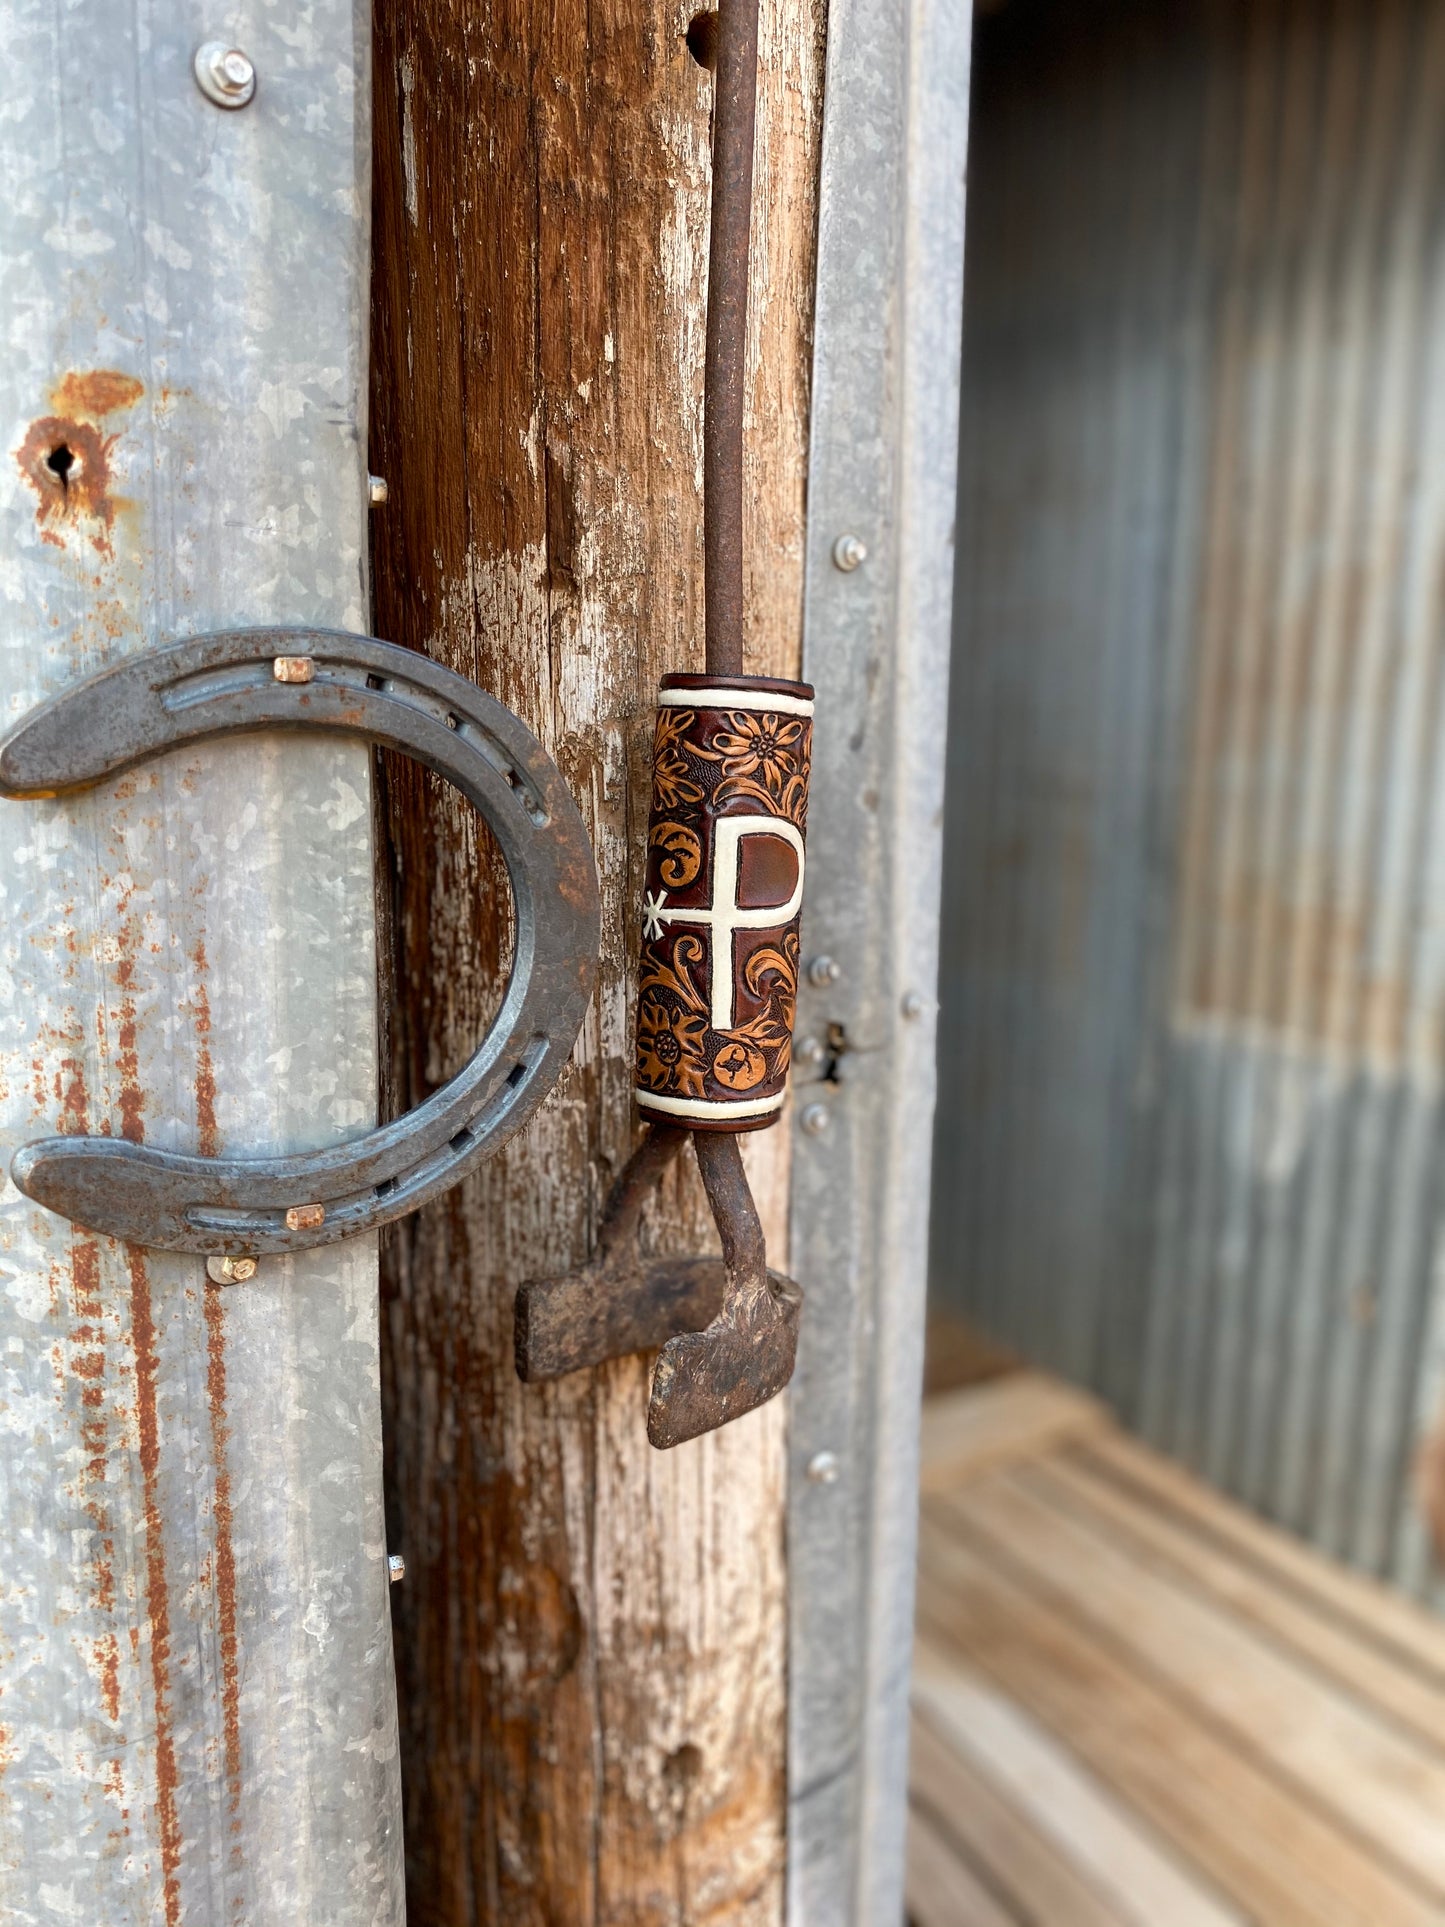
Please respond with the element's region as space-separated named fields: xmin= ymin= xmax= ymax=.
xmin=634 ymin=672 xmax=814 ymax=1131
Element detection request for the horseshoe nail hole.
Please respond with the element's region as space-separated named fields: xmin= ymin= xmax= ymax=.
xmin=445 ymin=711 xmax=460 ymax=730
xmin=366 ymin=673 xmax=387 ymax=691
xmin=506 ymin=1063 xmax=528 ymax=1089
xmin=374 ymin=1176 xmax=398 ymax=1199
xmin=448 ymin=1126 xmax=474 ymax=1153
xmin=686 ymin=10 xmax=719 ymax=68
xmin=46 ymin=443 xmax=76 ymax=489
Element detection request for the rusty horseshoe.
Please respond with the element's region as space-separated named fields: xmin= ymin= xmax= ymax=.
xmin=0 ymin=628 xmax=600 ymax=1254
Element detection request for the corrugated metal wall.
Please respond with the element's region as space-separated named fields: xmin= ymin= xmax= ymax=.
xmin=932 ymin=0 xmax=1445 ymax=1597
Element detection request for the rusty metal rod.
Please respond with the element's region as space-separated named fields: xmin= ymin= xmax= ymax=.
xmin=596 ymin=1123 xmax=689 ymax=1261
xmin=704 ymin=0 xmax=759 ymax=680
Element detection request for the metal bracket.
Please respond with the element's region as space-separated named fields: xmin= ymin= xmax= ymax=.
xmin=0 ymin=628 xmax=600 ymax=1254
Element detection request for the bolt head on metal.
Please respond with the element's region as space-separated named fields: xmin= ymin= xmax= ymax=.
xmin=368 ymin=474 xmax=389 ymax=506
xmin=806 ymin=1450 xmax=840 ymax=1484
xmin=832 ymin=533 xmax=867 ymax=573
xmin=206 ymin=1254 xmax=258 ymax=1285
xmin=806 ymin=954 xmax=842 ymax=988
xmin=194 ymin=41 xmax=257 ymax=108
xmin=901 ymin=990 xmax=926 ymax=1020
xmin=388 ymin=1553 xmax=405 ymax=1584
xmin=800 ymin=1103 xmax=830 ymax=1137
xmin=795 ymin=1034 xmax=826 ymax=1071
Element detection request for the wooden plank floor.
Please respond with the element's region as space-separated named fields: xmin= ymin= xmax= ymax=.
xmin=908 ymin=1375 xmax=1445 ymax=1927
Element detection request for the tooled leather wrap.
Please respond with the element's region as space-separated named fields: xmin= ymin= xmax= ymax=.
xmin=634 ymin=672 xmax=813 ymax=1132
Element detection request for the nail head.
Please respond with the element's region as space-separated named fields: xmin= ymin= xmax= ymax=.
xmin=832 ymin=533 xmax=867 ymax=573
xmin=206 ymin=1254 xmax=258 ymax=1285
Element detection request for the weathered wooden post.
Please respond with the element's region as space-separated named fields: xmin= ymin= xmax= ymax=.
xmin=369 ymin=0 xmax=821 ymax=1913
xmin=369 ymin=0 xmax=971 ymax=1917
xmin=0 ymin=7 xmax=404 ymax=1920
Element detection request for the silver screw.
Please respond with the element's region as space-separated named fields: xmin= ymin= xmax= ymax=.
xmin=832 ymin=533 xmax=867 ymax=573
xmin=901 ymin=990 xmax=926 ymax=1020
xmin=194 ymin=40 xmax=257 ymax=109
xmin=794 ymin=1034 xmax=826 ymax=1071
xmin=806 ymin=954 xmax=841 ymax=988
xmin=368 ymin=474 xmax=389 ymax=506
xmin=806 ymin=1450 xmax=840 ymax=1484
xmin=206 ymin=1254 xmax=258 ymax=1285
xmin=388 ymin=1553 xmax=406 ymax=1584
xmin=800 ymin=1103 xmax=830 ymax=1137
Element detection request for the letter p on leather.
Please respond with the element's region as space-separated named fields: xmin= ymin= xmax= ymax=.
xmin=634 ymin=672 xmax=813 ymax=1133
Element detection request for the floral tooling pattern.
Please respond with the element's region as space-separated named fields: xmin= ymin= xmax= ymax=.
xmin=634 ymin=681 xmax=813 ymax=1128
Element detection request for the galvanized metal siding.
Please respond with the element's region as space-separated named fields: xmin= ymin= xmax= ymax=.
xmin=787 ymin=0 xmax=971 ymax=1911
xmin=0 ymin=5 xmax=404 ymax=1920
xmin=932 ymin=0 xmax=1445 ymax=1597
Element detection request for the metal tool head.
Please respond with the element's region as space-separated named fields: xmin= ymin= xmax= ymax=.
xmin=516 ymin=1127 xmax=802 ymax=1447
xmin=515 ymin=1126 xmax=724 ymax=1381
xmin=646 ymin=1268 xmax=802 ymax=1450
xmin=645 ymin=1129 xmax=801 ymax=1448
xmin=516 ymin=1253 xmax=727 ymax=1386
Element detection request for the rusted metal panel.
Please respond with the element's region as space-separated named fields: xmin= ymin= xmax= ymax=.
xmin=933 ymin=0 xmax=1445 ymax=1598
xmin=0 ymin=4 xmax=404 ymax=1920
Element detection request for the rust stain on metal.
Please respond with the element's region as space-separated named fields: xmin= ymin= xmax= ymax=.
xmin=16 ymin=416 xmax=119 ymax=555
xmin=113 ymin=915 xmax=146 ymax=1145
xmin=202 ymin=1280 xmax=244 ymax=1826
xmin=192 ymin=942 xmax=219 ymax=1159
xmin=93 ymin=1633 xmax=121 ymax=1725
xmin=56 ymin=1055 xmax=89 ymax=1133
xmin=126 ymin=1248 xmax=183 ymax=1926
xmin=50 ymin=369 xmax=144 ymax=420
xmin=15 ymin=371 xmax=141 ymax=557
xmin=69 ymin=1240 xmax=118 ymax=1623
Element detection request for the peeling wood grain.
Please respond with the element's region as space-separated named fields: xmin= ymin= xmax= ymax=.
xmin=369 ymin=0 xmax=825 ymax=1916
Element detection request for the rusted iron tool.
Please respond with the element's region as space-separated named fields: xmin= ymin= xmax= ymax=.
xmin=514 ymin=0 xmax=811 ymax=1448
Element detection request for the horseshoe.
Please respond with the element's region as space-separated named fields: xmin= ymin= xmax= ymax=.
xmin=0 ymin=628 xmax=599 ymax=1254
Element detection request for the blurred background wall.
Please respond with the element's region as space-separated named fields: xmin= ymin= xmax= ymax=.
xmin=930 ymin=0 xmax=1445 ymax=1600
